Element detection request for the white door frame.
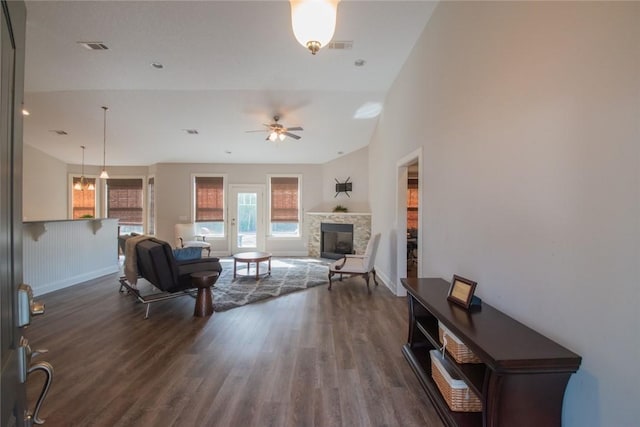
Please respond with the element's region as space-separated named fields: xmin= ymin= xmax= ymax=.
xmin=395 ymin=148 xmax=423 ymax=296
xmin=229 ymin=184 xmax=265 ymax=253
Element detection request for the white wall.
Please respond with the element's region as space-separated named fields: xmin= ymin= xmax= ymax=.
xmin=318 ymin=146 xmax=370 ymax=212
xmin=369 ymin=2 xmax=639 ymax=426
xmin=23 ymin=144 xmax=67 ymax=220
xmin=154 ymin=162 xmax=323 ymax=255
xmin=27 ymin=153 xmax=360 ymax=255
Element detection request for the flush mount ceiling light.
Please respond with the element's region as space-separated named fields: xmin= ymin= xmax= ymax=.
xmin=290 ymin=0 xmax=340 ymax=55
xmin=99 ymin=106 xmax=109 ymax=179
xmin=353 ymin=102 xmax=383 ymax=119
xmin=73 ymin=146 xmax=95 ymax=191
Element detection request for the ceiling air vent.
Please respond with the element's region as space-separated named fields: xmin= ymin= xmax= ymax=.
xmin=183 ymin=129 xmax=199 ymax=135
xmin=328 ymin=40 xmax=353 ymax=50
xmin=49 ymin=130 xmax=68 ymax=135
xmin=77 ymin=41 xmax=109 ymax=50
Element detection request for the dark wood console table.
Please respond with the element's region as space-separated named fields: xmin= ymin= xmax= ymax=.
xmin=401 ymin=278 xmax=581 ymax=427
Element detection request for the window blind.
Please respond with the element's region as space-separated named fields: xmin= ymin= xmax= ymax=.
xmin=107 ymin=178 xmax=143 ymax=225
xmin=195 ymin=176 xmax=224 ymax=222
xmin=407 ymin=178 xmax=418 ymax=229
xmin=271 ymin=177 xmax=299 ymax=223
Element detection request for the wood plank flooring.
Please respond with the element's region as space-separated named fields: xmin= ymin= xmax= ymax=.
xmin=25 ymin=267 xmax=443 ymax=427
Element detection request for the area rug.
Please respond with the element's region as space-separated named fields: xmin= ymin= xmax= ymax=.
xmin=212 ymin=257 xmax=330 ymax=311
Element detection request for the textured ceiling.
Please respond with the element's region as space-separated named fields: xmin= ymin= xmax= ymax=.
xmin=23 ymin=0 xmax=437 ymax=166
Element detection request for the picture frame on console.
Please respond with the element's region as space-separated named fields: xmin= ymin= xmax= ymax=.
xmin=447 ymin=274 xmax=477 ymax=309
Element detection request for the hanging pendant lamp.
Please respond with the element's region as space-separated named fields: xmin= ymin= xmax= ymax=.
xmin=290 ymin=0 xmax=340 ymax=55
xmin=74 ymin=145 xmax=95 ymax=191
xmin=99 ymin=106 xmax=109 ymax=179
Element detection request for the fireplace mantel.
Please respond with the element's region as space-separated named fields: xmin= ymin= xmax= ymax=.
xmin=304 ymin=212 xmax=371 ymax=257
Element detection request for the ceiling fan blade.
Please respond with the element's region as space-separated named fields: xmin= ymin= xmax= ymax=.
xmin=245 ymin=130 xmax=266 ymax=133
xmin=286 ymin=126 xmax=304 ymax=131
xmin=283 ymin=132 xmax=301 ymax=140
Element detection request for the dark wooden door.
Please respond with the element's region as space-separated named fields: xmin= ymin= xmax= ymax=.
xmin=0 ymin=1 xmax=26 ymax=425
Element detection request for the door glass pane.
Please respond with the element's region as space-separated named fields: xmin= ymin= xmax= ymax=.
xmin=237 ymin=192 xmax=257 ymax=248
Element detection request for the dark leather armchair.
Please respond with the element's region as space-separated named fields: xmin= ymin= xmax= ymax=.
xmin=135 ymin=238 xmax=222 ymax=292
xmin=119 ymin=238 xmax=222 ymax=318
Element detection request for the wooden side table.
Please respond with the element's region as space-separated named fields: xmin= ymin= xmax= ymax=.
xmin=190 ymin=271 xmax=219 ymax=317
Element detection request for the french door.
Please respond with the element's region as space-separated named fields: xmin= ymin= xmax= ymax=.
xmin=229 ymin=185 xmax=265 ymax=254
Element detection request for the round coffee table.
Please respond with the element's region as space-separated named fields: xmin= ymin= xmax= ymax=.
xmin=191 ymin=271 xmax=219 ymax=317
xmin=233 ymin=251 xmax=272 ymax=280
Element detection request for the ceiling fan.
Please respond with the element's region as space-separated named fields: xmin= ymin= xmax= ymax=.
xmin=246 ymin=115 xmax=304 ymax=141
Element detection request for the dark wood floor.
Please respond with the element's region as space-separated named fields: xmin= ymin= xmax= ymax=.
xmin=25 ymin=267 xmax=443 ymax=427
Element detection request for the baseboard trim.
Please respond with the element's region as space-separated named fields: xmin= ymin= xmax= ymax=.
xmin=35 ymin=264 xmax=120 ymax=296
xmin=375 ymin=268 xmax=400 ymax=295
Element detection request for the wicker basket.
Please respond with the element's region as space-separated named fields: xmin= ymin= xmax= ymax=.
xmin=429 ymin=350 xmax=482 ymax=412
xmin=438 ymin=322 xmax=482 ymax=364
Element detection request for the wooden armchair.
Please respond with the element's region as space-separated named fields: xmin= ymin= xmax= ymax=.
xmin=328 ymin=233 xmax=381 ymax=292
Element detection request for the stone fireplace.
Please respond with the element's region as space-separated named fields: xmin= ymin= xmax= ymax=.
xmin=305 ymin=212 xmax=371 ymax=258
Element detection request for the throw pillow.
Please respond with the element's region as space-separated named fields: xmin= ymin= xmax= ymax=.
xmin=173 ymin=247 xmax=202 ymax=261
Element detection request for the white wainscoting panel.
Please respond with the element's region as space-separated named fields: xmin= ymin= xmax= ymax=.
xmin=23 ymin=219 xmax=120 ymax=296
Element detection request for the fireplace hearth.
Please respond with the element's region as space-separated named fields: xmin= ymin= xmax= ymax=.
xmin=321 ymin=223 xmax=354 ymax=259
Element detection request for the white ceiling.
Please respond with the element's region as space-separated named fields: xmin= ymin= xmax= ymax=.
xmin=23 ymin=0 xmax=437 ymax=166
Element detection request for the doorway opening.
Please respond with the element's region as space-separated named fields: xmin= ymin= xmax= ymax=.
xmin=395 ymin=148 xmax=422 ymax=296
xmin=406 ymin=163 xmax=419 ymax=278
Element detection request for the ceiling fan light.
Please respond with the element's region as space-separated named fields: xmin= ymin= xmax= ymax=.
xmin=290 ymin=0 xmax=339 ymax=55
xmin=269 ymin=132 xmax=278 ymax=141
xmin=278 ymin=133 xmax=286 ymax=141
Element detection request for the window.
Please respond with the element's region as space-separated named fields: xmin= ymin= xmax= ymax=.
xmin=270 ymin=176 xmax=300 ymax=237
xmin=407 ymin=178 xmax=418 ymax=229
xmin=147 ymin=177 xmax=155 ymax=235
xmin=71 ymin=177 xmax=96 ymax=219
xmin=194 ymin=176 xmax=224 ymax=236
xmin=106 ymin=178 xmax=144 ymax=235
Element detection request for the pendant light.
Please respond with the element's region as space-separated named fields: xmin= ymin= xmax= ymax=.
xmin=74 ymin=145 xmax=95 ymax=191
xmin=290 ymin=0 xmax=340 ymax=55
xmin=99 ymin=106 xmax=109 ymax=179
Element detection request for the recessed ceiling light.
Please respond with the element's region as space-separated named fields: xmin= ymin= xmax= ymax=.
xmin=354 ymin=59 xmax=366 ymax=67
xmin=354 ymin=102 xmax=383 ymax=119
xmin=151 ymin=62 xmax=164 ymax=70
xmin=49 ymin=130 xmax=68 ymax=135
xmin=22 ymin=109 xmax=30 ymax=116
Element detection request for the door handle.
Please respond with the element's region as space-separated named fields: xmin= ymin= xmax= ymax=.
xmin=18 ymin=337 xmax=53 ymax=425
xmin=28 ymin=361 xmax=54 ymax=425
